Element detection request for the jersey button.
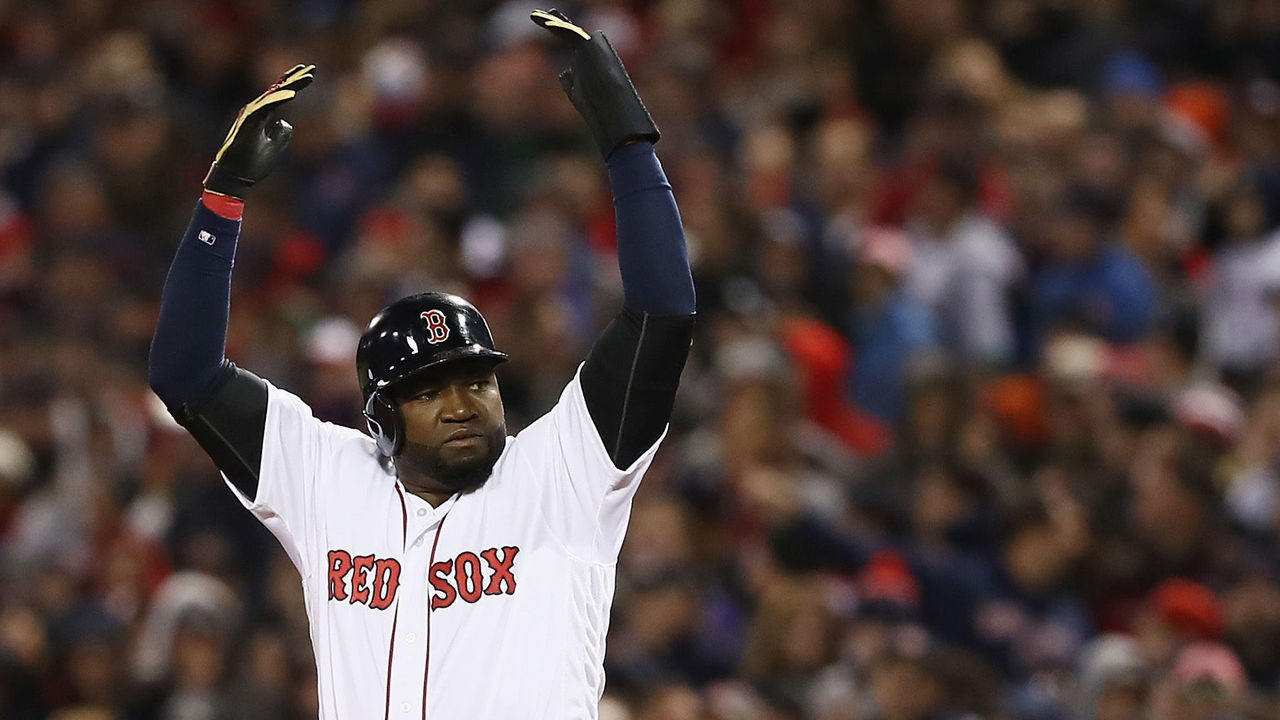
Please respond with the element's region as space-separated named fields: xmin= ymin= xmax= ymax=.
xmin=414 ymin=538 xmax=423 ymax=547
xmin=401 ymin=702 xmax=410 ymax=713
xmin=406 ymin=633 xmax=416 ymax=644
xmin=416 ymin=509 xmax=426 ymax=517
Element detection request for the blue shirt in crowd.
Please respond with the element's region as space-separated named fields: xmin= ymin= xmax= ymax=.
xmin=847 ymin=293 xmax=938 ymax=423
xmin=1031 ymin=245 xmax=1157 ymax=344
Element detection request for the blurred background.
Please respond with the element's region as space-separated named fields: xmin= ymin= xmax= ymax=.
xmin=3 ymin=0 xmax=1280 ymax=718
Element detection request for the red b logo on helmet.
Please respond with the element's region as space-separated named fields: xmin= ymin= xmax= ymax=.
xmin=421 ymin=310 xmax=450 ymax=344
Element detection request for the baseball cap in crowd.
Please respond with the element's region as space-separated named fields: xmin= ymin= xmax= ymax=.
xmin=857 ymin=550 xmax=921 ymax=620
xmin=1164 ymin=81 xmax=1230 ymax=147
xmin=1149 ymin=578 xmax=1224 ymax=641
xmin=1171 ymin=642 xmax=1247 ymax=699
xmin=1043 ymin=332 xmax=1109 ymax=383
xmin=1076 ymin=634 xmax=1147 ymax=695
xmin=1173 ymin=383 xmax=1244 ymax=447
xmin=856 ymin=226 xmax=913 ymax=280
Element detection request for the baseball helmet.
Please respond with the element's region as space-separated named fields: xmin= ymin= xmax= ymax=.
xmin=357 ymin=292 xmax=508 ymax=456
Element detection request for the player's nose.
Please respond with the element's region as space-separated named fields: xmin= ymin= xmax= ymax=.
xmin=438 ymin=384 xmax=479 ymax=422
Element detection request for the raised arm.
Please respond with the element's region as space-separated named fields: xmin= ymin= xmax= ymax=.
xmin=533 ymin=10 xmax=696 ymax=470
xmin=148 ymin=65 xmax=315 ymax=496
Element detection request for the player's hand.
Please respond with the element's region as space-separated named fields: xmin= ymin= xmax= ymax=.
xmin=530 ymin=9 xmax=659 ymax=158
xmin=203 ymin=64 xmax=316 ymax=200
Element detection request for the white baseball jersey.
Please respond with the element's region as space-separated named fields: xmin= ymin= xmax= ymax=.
xmin=224 ymin=368 xmax=663 ymax=719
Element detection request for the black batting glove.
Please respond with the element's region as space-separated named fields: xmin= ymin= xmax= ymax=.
xmin=531 ymin=9 xmax=659 ymax=159
xmin=203 ymin=64 xmax=316 ymax=200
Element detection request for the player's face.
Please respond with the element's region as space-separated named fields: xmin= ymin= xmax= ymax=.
xmin=393 ymin=358 xmax=507 ymax=494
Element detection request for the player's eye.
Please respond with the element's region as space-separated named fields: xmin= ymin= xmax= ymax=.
xmin=414 ymin=389 xmax=439 ymax=401
xmin=469 ymin=379 xmax=490 ymax=391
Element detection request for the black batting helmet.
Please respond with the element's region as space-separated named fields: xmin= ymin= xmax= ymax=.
xmin=357 ymin=292 xmax=508 ymax=456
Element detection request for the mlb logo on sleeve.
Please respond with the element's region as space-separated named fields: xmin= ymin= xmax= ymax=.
xmin=198 ymin=230 xmax=216 ymax=245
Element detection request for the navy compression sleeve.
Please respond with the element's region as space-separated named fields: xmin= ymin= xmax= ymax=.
xmin=148 ymin=201 xmax=241 ymax=406
xmin=606 ymin=141 xmax=695 ymax=315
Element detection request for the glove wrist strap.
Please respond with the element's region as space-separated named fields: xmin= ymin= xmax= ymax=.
xmin=201 ymin=190 xmax=245 ymax=221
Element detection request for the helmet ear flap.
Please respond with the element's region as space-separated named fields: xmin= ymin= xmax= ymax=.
xmin=363 ymin=391 xmax=404 ymax=457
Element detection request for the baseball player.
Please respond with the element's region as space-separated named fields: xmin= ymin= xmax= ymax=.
xmin=148 ymin=9 xmax=694 ymax=719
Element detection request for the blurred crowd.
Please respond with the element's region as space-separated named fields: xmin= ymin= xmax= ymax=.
xmin=4 ymin=0 xmax=1280 ymax=719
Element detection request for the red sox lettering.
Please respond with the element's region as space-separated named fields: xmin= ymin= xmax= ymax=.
xmin=327 ymin=551 xmax=402 ymax=610
xmin=327 ymin=546 xmax=520 ymax=610
xmin=430 ymin=546 xmax=519 ymax=610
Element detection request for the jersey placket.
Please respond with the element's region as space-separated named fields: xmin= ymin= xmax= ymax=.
xmin=387 ymin=487 xmax=456 ymax=719
xmin=382 ymin=487 xmax=410 ymax=720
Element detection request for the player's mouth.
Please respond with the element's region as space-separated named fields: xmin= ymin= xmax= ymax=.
xmin=443 ymin=430 xmax=484 ymax=447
